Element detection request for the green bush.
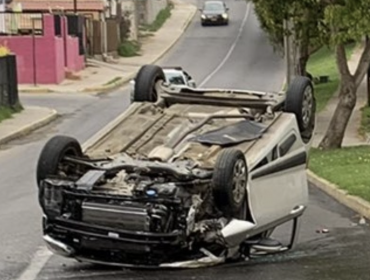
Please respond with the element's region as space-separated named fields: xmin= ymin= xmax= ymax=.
xmin=117 ymin=40 xmax=141 ymax=57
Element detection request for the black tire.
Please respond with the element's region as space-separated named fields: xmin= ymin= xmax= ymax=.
xmin=133 ymin=65 xmax=165 ymax=102
xmin=212 ymin=149 xmax=247 ymax=217
xmin=284 ymin=76 xmax=316 ymax=143
xmin=36 ymin=135 xmax=82 ymax=187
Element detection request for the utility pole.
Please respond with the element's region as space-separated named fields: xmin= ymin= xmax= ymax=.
xmin=73 ymin=0 xmax=77 ymax=13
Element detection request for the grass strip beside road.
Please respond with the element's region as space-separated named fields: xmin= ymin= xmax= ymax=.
xmin=141 ymin=3 xmax=174 ymax=32
xmin=307 ymin=43 xmax=356 ymax=112
xmin=0 ymin=104 xmax=23 ymax=123
xmin=309 ymin=146 xmax=370 ymax=203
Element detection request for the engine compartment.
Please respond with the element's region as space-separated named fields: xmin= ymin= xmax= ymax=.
xmin=41 ymin=164 xmax=220 ymax=239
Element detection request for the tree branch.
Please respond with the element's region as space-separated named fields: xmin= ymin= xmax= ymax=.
xmin=354 ymin=39 xmax=370 ymax=87
xmin=335 ymin=43 xmax=352 ymax=78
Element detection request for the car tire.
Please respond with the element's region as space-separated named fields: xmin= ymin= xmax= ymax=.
xmin=133 ymin=65 xmax=165 ymax=102
xmin=36 ymin=135 xmax=82 ymax=187
xmin=212 ymin=148 xmax=247 ymax=217
xmin=284 ymin=76 xmax=316 ymax=143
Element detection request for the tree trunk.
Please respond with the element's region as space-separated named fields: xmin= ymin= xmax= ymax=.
xmin=319 ymin=40 xmax=370 ymax=149
xmin=319 ymin=76 xmax=356 ymax=149
xmin=297 ymin=45 xmax=309 ymax=77
xmin=319 ymin=44 xmax=356 ymax=149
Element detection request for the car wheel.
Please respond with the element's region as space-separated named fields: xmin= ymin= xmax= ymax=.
xmin=133 ymin=65 xmax=165 ymax=102
xmin=284 ymin=76 xmax=316 ymax=143
xmin=212 ymin=149 xmax=247 ymax=217
xmin=36 ymin=135 xmax=82 ymax=187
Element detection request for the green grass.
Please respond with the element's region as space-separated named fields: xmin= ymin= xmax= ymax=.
xmin=141 ymin=3 xmax=173 ymax=32
xmin=309 ymin=146 xmax=370 ymax=202
xmin=117 ymin=40 xmax=141 ymax=57
xmin=104 ymin=76 xmax=121 ymax=86
xmin=307 ymin=43 xmax=356 ymax=112
xmin=0 ymin=104 xmax=23 ymax=123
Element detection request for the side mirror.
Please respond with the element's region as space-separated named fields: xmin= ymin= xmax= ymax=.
xmin=199 ymin=8 xmax=203 ymax=12
xmin=188 ymin=80 xmax=197 ymax=88
xmin=226 ymin=7 xmax=229 ymax=11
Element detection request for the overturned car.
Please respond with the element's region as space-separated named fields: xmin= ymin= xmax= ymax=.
xmin=37 ymin=65 xmax=316 ymax=268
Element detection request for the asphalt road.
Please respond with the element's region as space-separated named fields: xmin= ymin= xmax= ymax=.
xmin=0 ymin=1 xmax=369 ymax=280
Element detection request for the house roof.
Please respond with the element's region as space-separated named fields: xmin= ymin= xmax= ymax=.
xmin=12 ymin=0 xmax=105 ymax=11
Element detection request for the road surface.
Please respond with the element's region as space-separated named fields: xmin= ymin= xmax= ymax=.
xmin=0 ymin=1 xmax=369 ymax=280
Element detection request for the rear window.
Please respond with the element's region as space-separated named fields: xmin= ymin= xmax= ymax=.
xmin=165 ymin=72 xmax=186 ymax=85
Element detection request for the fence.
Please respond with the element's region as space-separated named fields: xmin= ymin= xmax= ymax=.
xmin=0 ymin=12 xmax=43 ymax=35
xmin=106 ymin=18 xmax=119 ymax=53
xmin=0 ymin=55 xmax=19 ymax=107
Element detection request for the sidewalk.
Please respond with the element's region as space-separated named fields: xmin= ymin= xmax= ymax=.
xmin=0 ymin=107 xmax=57 ymax=145
xmin=312 ymin=44 xmax=369 ymax=147
xmin=18 ymin=0 xmax=197 ymax=94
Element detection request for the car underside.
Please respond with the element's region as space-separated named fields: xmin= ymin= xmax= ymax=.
xmin=37 ymin=65 xmax=316 ymax=268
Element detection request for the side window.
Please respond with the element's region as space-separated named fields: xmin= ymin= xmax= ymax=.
xmin=252 ymin=145 xmax=278 ymax=170
xmin=279 ymin=134 xmax=297 ymax=157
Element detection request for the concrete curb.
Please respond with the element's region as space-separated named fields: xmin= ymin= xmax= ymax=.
xmin=19 ymin=87 xmax=55 ymax=94
xmin=82 ymin=73 xmax=136 ymax=94
xmin=0 ymin=108 xmax=58 ymax=146
xmin=307 ymin=170 xmax=370 ymax=220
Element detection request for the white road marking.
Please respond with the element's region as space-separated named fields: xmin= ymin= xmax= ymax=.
xmin=198 ymin=2 xmax=252 ymax=87
xmin=14 ymin=3 xmax=252 ymax=280
xmin=14 ymin=248 xmax=52 ymax=280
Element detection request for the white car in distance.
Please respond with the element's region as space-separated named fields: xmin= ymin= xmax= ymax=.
xmin=130 ymin=66 xmax=197 ymax=103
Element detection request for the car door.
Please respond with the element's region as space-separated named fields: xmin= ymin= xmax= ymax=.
xmin=247 ymin=115 xmax=309 ymax=226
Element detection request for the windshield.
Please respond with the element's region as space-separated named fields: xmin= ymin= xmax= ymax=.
xmin=165 ymin=72 xmax=186 ymax=85
xmin=203 ymin=2 xmax=224 ymax=12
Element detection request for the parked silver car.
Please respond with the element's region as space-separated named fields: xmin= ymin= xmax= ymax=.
xmin=37 ymin=65 xmax=316 ymax=268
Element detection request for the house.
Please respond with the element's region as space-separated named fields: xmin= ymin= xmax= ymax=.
xmin=9 ymin=0 xmax=105 ymax=20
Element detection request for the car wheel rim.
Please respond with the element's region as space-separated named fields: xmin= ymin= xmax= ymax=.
xmin=302 ymin=86 xmax=313 ymax=127
xmin=232 ymin=159 xmax=247 ymax=204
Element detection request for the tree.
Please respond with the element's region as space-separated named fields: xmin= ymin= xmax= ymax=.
xmin=251 ymin=0 xmax=323 ymax=76
xmin=319 ymin=0 xmax=370 ymax=149
xmin=252 ymin=0 xmax=370 ymax=149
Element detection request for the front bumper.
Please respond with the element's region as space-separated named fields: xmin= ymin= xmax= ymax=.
xmin=43 ymin=217 xmax=192 ymax=267
xmin=201 ymin=16 xmax=228 ymax=25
